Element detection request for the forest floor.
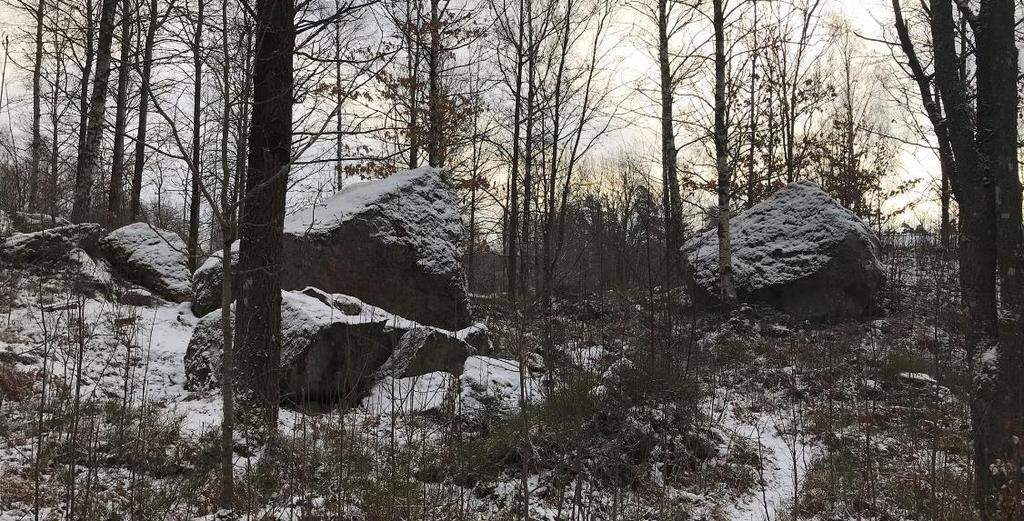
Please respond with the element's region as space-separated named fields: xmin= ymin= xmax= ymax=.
xmin=0 ymin=234 xmax=974 ymax=520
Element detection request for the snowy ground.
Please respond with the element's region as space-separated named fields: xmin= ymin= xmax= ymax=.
xmin=9 ymin=243 xmax=971 ymax=521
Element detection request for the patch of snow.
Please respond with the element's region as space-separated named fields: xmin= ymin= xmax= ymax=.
xmin=718 ymin=400 xmax=817 ymax=521
xmin=898 ymin=371 xmax=937 ymax=385
xmin=459 ymin=356 xmax=540 ymax=417
xmin=361 ymin=371 xmax=455 ymax=415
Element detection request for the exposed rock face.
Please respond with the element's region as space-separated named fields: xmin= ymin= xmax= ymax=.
xmin=685 ymin=181 xmax=884 ymax=319
xmin=1 ymin=211 xmax=71 ymax=236
xmin=98 ymin=223 xmax=192 ymax=303
xmin=0 ymin=223 xmax=104 ymax=266
xmin=192 ymin=168 xmax=470 ymax=328
xmin=191 ymin=246 xmax=232 ymax=316
xmin=184 ymin=289 xmax=475 ymax=406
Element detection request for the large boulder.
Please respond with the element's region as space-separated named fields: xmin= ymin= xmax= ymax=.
xmin=184 ymin=288 xmax=475 ymax=406
xmin=685 ymin=181 xmax=884 ymax=319
xmin=192 ymin=168 xmax=470 ymax=329
xmin=0 ymin=223 xmax=104 ymax=267
xmin=98 ymin=223 xmax=191 ymax=303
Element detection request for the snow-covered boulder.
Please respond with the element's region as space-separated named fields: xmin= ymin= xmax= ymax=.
xmin=685 ymin=181 xmax=884 ymax=319
xmin=67 ymin=247 xmax=114 ymax=292
xmin=193 ymin=168 xmax=471 ymax=329
xmin=692 ymin=181 xmax=884 ymax=319
xmin=184 ymin=289 xmax=475 ymax=406
xmin=359 ymin=356 xmax=540 ymax=423
xmin=375 ymin=327 xmax=473 ymax=379
xmin=0 ymin=211 xmax=70 ymax=237
xmin=0 ymin=223 xmax=104 ymax=266
xmin=98 ymin=223 xmax=192 ymax=303
xmin=191 ymin=245 xmax=234 ymax=316
xmin=459 ymin=356 xmax=540 ymax=424
xmin=362 ymin=371 xmax=456 ymax=415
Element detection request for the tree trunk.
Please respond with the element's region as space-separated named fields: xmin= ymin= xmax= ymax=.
xmin=130 ymin=0 xmax=161 ymax=222
xmin=931 ymin=0 xmax=1000 ymax=514
xmin=188 ymin=0 xmax=205 ymax=272
xmin=334 ymin=0 xmax=345 ymax=189
xmin=108 ymin=0 xmax=132 ymax=224
xmin=72 ymin=0 xmax=119 ymax=223
xmin=218 ymin=0 xmax=235 ymax=506
xmin=745 ymin=0 xmax=758 ymax=208
xmin=975 ymin=0 xmax=1023 ymax=515
xmin=234 ymin=0 xmax=295 ymax=435
xmin=713 ymin=0 xmax=735 ymax=307
xmin=892 ymin=0 xmax=957 ymax=248
xmin=29 ymin=0 xmax=44 ymax=212
xmin=427 ymin=0 xmax=442 ymax=167
xmin=406 ymin=0 xmax=421 ymax=170
xmin=521 ymin=5 xmax=535 ymax=299
xmin=506 ymin=0 xmax=526 ymax=306
xmin=658 ymin=0 xmax=680 ymax=283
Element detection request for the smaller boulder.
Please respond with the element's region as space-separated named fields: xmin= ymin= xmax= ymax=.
xmin=185 ymin=289 xmax=475 ymax=407
xmin=459 ymin=356 xmax=539 ymax=424
xmin=456 ymin=323 xmax=494 ymax=353
xmin=1 ymin=211 xmax=70 ymax=236
xmin=1 ymin=224 xmax=104 ymax=267
xmin=361 ymin=371 xmax=455 ymax=416
xmin=191 ymin=244 xmax=237 ymax=317
xmin=377 ymin=327 xmax=472 ymax=379
xmin=67 ymin=247 xmax=114 ymax=293
xmin=98 ymin=223 xmax=191 ymax=303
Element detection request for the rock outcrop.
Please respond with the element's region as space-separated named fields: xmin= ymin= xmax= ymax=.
xmin=685 ymin=181 xmax=884 ymax=319
xmin=184 ymin=289 xmax=475 ymax=406
xmin=359 ymin=355 xmax=539 ymax=424
xmin=192 ymin=168 xmax=470 ymax=329
xmin=98 ymin=223 xmax=191 ymax=303
xmin=191 ymin=247 xmax=231 ymax=316
xmin=1 ymin=211 xmax=71 ymax=236
xmin=0 ymin=223 xmax=104 ymax=267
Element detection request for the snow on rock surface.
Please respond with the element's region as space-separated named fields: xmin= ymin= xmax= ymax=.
xmin=185 ymin=288 xmax=474 ymax=406
xmin=191 ymin=243 xmax=236 ymax=316
xmin=362 ymin=371 xmax=455 ymax=415
xmin=0 ymin=210 xmax=70 ymax=236
xmin=459 ymin=356 xmax=540 ymax=423
xmin=686 ymin=180 xmax=884 ymax=319
xmin=191 ymin=168 xmax=470 ymax=328
xmin=0 ymin=223 xmax=104 ymax=266
xmin=98 ymin=223 xmax=192 ymax=302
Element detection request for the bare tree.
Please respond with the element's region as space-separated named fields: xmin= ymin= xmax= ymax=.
xmin=107 ymin=0 xmax=133 ymax=223
xmin=712 ymin=0 xmax=735 ymax=307
xmin=129 ymin=0 xmax=172 ymax=222
xmin=71 ymin=0 xmax=118 ymax=222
